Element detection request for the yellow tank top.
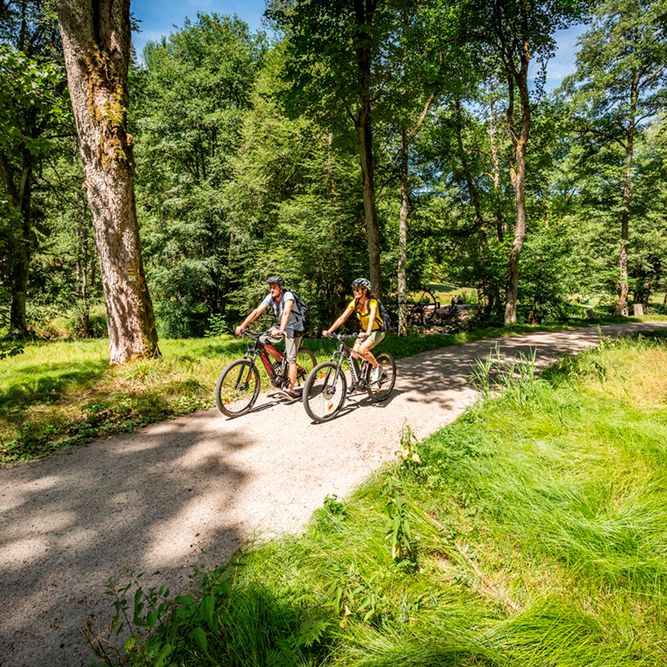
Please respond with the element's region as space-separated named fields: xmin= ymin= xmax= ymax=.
xmin=348 ymin=297 xmax=383 ymax=331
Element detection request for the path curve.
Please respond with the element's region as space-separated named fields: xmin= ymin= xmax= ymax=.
xmin=1 ymin=322 xmax=665 ymax=666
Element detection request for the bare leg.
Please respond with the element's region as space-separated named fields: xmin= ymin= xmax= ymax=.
xmin=352 ymin=338 xmax=379 ymax=368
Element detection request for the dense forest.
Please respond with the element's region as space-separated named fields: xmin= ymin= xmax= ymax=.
xmin=1 ymin=0 xmax=666 ymax=355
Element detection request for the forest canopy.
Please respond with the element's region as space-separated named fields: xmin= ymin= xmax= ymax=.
xmin=1 ymin=0 xmax=665 ymax=348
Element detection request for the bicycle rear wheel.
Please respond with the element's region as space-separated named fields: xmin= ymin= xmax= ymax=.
xmin=303 ymin=361 xmax=347 ymax=423
xmin=295 ymin=348 xmax=317 ymax=386
xmin=366 ymin=352 xmax=397 ymax=402
xmin=215 ymin=359 xmax=260 ymax=417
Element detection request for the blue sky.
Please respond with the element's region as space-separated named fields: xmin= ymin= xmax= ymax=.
xmin=132 ymin=0 xmax=268 ymax=56
xmin=131 ymin=1 xmax=584 ymax=90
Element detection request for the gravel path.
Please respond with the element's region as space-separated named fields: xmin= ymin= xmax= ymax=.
xmin=1 ymin=322 xmax=665 ymax=666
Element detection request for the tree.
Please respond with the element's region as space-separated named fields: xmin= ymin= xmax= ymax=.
xmin=133 ymin=14 xmax=265 ymax=336
xmin=267 ymin=0 xmax=396 ymax=294
xmin=0 ymin=0 xmax=67 ymax=335
xmin=563 ymin=0 xmax=667 ymax=315
xmin=468 ymin=0 xmax=586 ymax=325
xmin=56 ymin=0 xmax=159 ymax=362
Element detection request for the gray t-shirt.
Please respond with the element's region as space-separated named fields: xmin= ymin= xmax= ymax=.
xmin=262 ymin=290 xmax=304 ymax=337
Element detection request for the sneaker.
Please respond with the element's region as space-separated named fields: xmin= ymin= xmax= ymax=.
xmin=283 ymin=387 xmax=302 ymax=399
xmin=370 ymin=366 xmax=381 ymax=383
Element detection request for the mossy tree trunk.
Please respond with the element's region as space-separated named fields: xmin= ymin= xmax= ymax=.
xmin=56 ymin=0 xmax=159 ymax=363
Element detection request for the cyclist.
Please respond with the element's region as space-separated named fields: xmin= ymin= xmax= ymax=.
xmin=235 ymin=276 xmax=304 ymax=398
xmin=322 ymin=277 xmax=385 ymax=385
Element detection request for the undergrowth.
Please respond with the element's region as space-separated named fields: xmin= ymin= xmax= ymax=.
xmin=90 ymin=333 xmax=667 ymax=666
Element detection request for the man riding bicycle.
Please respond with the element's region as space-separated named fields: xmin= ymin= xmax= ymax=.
xmin=322 ymin=277 xmax=386 ymax=385
xmin=235 ymin=276 xmax=304 ymax=398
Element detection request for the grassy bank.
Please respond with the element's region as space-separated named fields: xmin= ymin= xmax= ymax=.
xmin=95 ymin=333 xmax=667 ymax=666
xmin=1 ymin=318 xmax=661 ymax=466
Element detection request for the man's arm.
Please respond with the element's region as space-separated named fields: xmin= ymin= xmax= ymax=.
xmin=235 ymin=302 xmax=269 ymax=335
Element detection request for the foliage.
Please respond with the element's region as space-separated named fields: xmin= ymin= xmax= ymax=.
xmin=2 ymin=0 xmax=667 ymax=347
xmin=133 ymin=14 xmax=266 ymax=337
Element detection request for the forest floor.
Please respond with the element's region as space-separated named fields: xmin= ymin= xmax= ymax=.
xmin=1 ymin=322 xmax=666 ymax=667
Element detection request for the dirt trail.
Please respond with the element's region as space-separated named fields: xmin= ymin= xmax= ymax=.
xmin=1 ymin=323 xmax=665 ymax=666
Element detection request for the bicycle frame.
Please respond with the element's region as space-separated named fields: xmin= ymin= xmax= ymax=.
xmin=327 ymin=334 xmax=372 ymax=390
xmin=241 ymin=332 xmax=286 ymax=387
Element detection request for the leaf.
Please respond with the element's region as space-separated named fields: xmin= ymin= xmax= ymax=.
xmin=198 ymin=595 xmax=216 ymax=628
xmin=191 ymin=626 xmax=208 ymax=652
xmin=154 ymin=643 xmax=173 ymax=667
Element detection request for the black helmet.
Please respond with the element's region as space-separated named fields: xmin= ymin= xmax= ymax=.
xmin=266 ymin=275 xmax=285 ymax=286
xmin=352 ymin=277 xmax=371 ymax=290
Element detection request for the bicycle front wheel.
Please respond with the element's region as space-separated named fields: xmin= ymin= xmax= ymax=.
xmin=295 ymin=348 xmax=317 ymax=386
xmin=303 ymin=361 xmax=347 ymax=423
xmin=215 ymin=359 xmax=260 ymax=417
xmin=367 ymin=352 xmax=397 ymax=402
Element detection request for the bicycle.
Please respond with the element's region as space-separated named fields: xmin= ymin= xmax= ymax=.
xmin=215 ymin=329 xmax=317 ymax=417
xmin=302 ymin=333 xmax=397 ymax=423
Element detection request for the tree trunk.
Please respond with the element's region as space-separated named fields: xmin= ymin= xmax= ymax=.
xmin=503 ymin=27 xmax=531 ymax=327
xmin=354 ymin=0 xmax=381 ymax=295
xmin=57 ymin=0 xmax=159 ymax=363
xmin=0 ymin=141 xmax=34 ymax=336
xmin=7 ymin=152 xmax=32 ymax=336
xmin=614 ymin=78 xmax=637 ymax=317
xmin=397 ymin=129 xmax=409 ymax=335
xmin=505 ymin=129 xmax=528 ymax=326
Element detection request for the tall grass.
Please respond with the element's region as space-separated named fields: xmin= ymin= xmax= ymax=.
xmin=93 ymin=334 xmax=667 ymax=666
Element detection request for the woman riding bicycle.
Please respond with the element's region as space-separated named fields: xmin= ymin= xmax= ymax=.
xmin=322 ymin=278 xmax=386 ymax=384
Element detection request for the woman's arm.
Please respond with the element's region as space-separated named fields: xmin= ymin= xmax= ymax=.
xmin=323 ymin=305 xmax=354 ymax=336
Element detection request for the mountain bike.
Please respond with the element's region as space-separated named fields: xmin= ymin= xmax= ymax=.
xmin=302 ymin=333 xmax=397 ymax=423
xmin=215 ymin=329 xmax=317 ymax=417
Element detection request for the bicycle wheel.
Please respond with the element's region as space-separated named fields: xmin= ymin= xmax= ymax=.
xmin=215 ymin=359 xmax=260 ymax=417
xmin=295 ymin=348 xmax=317 ymax=386
xmin=367 ymin=352 xmax=397 ymax=402
xmin=303 ymin=361 xmax=347 ymax=423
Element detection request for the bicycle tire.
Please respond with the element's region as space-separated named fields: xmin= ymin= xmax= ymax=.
xmin=366 ymin=352 xmax=397 ymax=402
xmin=302 ymin=361 xmax=347 ymax=423
xmin=215 ymin=359 xmax=260 ymax=417
xmin=295 ymin=348 xmax=317 ymax=386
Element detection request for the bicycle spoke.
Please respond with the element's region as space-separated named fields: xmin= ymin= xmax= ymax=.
xmin=215 ymin=359 xmax=260 ymax=417
xmin=303 ymin=362 xmax=347 ymax=422
xmin=367 ymin=352 xmax=397 ymax=402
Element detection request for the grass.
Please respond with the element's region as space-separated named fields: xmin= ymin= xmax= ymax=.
xmin=91 ymin=333 xmax=667 ymax=666
xmin=2 ymin=316 xmax=664 ymax=467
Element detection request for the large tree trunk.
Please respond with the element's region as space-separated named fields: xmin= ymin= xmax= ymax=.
xmin=354 ymin=0 xmax=381 ymax=295
xmin=505 ymin=139 xmax=527 ymax=326
xmin=56 ymin=0 xmax=159 ymax=363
